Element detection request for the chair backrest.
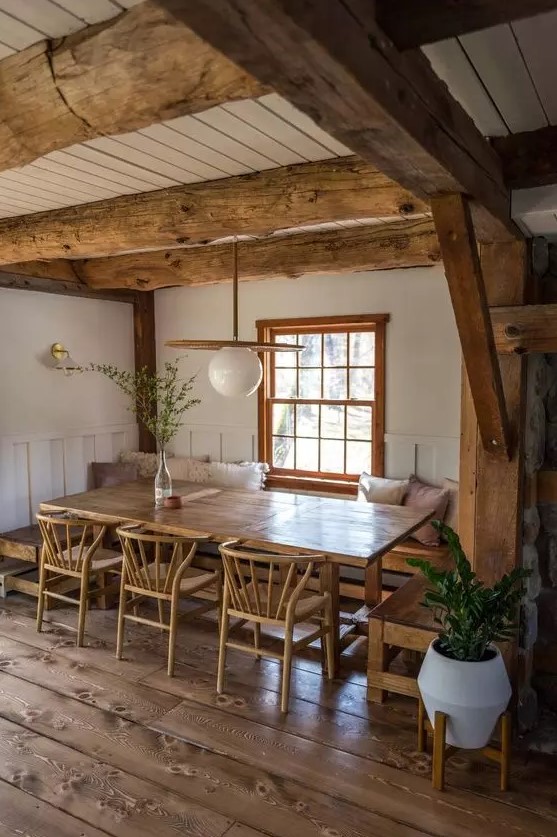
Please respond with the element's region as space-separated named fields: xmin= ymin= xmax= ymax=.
xmin=218 ymin=541 xmax=325 ymax=622
xmin=117 ymin=525 xmax=211 ymax=596
xmin=36 ymin=511 xmax=105 ymax=573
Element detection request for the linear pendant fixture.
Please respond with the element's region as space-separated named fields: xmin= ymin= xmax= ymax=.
xmin=166 ymin=238 xmax=304 ymax=396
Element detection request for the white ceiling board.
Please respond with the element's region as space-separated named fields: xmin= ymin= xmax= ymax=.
xmin=112 ymin=131 xmax=231 ymax=181
xmin=139 ymin=124 xmax=251 ymax=177
xmin=51 ymin=148 xmax=162 ymax=192
xmin=83 ymin=139 xmax=183 ymax=188
xmin=166 ymin=114 xmax=278 ymax=171
xmin=222 ymin=99 xmax=340 ymax=161
xmin=53 ymin=0 xmax=124 ymax=25
xmin=512 ymin=184 xmax=557 ymax=216
xmin=0 ymin=8 xmax=44 ymax=48
xmin=422 ymin=40 xmax=508 ymax=136
xmin=31 ymin=157 xmax=133 ymax=195
xmin=0 ymin=41 xmax=15 ymax=57
xmin=0 ymin=0 xmax=83 ymax=37
xmin=0 ymin=175 xmax=80 ymax=207
xmin=194 ymin=107 xmax=308 ymax=167
xmin=513 ymin=11 xmax=557 ymax=125
xmin=259 ymin=94 xmax=353 ymax=156
xmin=459 ymin=24 xmax=548 ymax=133
xmin=3 ymin=166 xmax=114 ymax=202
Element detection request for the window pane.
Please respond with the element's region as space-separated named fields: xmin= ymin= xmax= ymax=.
xmin=323 ymin=368 xmax=347 ymax=400
xmin=347 ymin=405 xmax=372 ymax=440
xmin=296 ymin=403 xmax=319 ymax=437
xmin=296 ymin=438 xmax=318 ymax=471
xmin=349 ymin=367 xmax=374 ymax=400
xmin=321 ymin=404 xmax=344 ymax=439
xmin=323 ymin=332 xmax=347 ymax=366
xmin=346 ymin=441 xmax=371 ymax=475
xmin=320 ymin=439 xmax=344 ymax=473
xmin=299 ymin=333 xmax=321 ymax=367
xmin=274 ymin=333 xmax=298 ymax=367
xmin=349 ymin=331 xmax=375 ymax=366
xmin=272 ymin=403 xmax=294 ymax=435
xmin=299 ymin=368 xmax=321 ymax=398
xmin=275 ymin=367 xmax=297 ymax=397
xmin=273 ymin=436 xmax=295 ymax=468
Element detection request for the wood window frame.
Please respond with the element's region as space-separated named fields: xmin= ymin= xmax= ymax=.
xmin=257 ymin=314 xmax=388 ymax=496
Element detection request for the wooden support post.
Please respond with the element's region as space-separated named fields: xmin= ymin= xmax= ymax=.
xmin=133 ymin=292 xmax=157 ymax=454
xmin=432 ymin=193 xmax=510 ymax=457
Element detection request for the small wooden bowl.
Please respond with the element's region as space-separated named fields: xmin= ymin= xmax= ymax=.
xmin=163 ymin=495 xmax=181 ymax=509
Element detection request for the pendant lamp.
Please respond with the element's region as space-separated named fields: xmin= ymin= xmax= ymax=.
xmin=166 ymin=239 xmax=304 ymax=397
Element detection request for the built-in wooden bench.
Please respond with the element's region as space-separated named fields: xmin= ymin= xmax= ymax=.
xmin=0 ymin=524 xmax=80 ymax=603
xmin=367 ymin=572 xmax=441 ymax=703
xmin=382 ymin=538 xmax=450 ymax=576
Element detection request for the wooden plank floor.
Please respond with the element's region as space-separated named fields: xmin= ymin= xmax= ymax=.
xmin=0 ymin=597 xmax=555 ymax=837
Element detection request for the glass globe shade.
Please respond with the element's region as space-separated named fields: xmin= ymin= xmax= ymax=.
xmin=208 ymin=347 xmax=263 ymax=397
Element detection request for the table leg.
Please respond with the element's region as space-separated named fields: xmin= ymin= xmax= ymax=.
xmin=320 ymin=561 xmax=340 ymax=677
xmin=365 ymin=557 xmax=382 ymax=607
xmin=92 ymin=525 xmax=110 ymax=609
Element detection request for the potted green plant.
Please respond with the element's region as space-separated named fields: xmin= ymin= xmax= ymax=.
xmin=87 ymin=359 xmax=199 ymax=506
xmin=408 ymin=521 xmax=529 ymax=749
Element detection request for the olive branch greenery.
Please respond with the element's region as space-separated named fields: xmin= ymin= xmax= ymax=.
xmin=407 ymin=521 xmax=530 ymax=662
xmin=84 ymin=359 xmax=200 ymax=449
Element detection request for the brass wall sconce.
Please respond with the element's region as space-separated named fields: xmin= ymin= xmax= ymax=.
xmin=51 ymin=343 xmax=81 ymax=376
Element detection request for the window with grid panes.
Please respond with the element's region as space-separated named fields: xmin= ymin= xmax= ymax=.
xmin=256 ymin=316 xmax=387 ymax=494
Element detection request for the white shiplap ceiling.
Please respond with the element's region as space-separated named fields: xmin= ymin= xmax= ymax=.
xmin=0 ymin=1 xmax=553 ymax=238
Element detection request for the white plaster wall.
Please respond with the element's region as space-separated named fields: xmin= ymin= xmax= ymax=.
xmin=156 ymin=266 xmax=461 ymax=482
xmin=0 ymin=289 xmax=137 ymax=529
xmin=0 ymin=289 xmax=134 ymax=435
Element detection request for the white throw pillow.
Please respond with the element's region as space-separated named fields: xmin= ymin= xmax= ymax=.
xmin=207 ymin=461 xmax=269 ymax=491
xmin=118 ymin=451 xmax=160 ymax=478
xmin=168 ymin=457 xmax=211 ymax=483
xmin=358 ymin=473 xmax=409 ymax=505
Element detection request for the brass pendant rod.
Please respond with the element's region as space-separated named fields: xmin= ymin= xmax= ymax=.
xmin=233 ymin=237 xmax=239 ymax=342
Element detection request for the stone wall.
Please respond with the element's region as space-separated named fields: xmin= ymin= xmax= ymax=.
xmin=528 ymin=354 xmax=557 ymax=731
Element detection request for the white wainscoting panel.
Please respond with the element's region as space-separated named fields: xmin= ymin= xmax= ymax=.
xmin=176 ymin=425 xmax=459 ymax=484
xmin=0 ymin=423 xmax=137 ymax=531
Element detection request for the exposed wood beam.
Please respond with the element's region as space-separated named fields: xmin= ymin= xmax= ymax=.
xmin=491 ymin=303 xmax=557 ymax=353
xmin=0 ymin=157 xmax=428 ymax=263
xmin=0 ymin=270 xmax=136 ymax=304
xmin=157 ymin=0 xmax=517 ymax=242
xmin=538 ymin=469 xmax=557 ymax=503
xmin=133 ymin=293 xmax=157 ymax=454
xmin=492 ymin=125 xmax=557 ymax=189
xmin=376 ymin=1 xmax=557 ymax=50
xmin=0 ymin=1 xmax=266 ymax=172
xmin=432 ymin=193 xmax=510 ymax=457
xmin=56 ymin=219 xmax=438 ymax=290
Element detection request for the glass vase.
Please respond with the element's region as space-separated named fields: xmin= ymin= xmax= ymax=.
xmin=154 ymin=449 xmax=172 ymax=507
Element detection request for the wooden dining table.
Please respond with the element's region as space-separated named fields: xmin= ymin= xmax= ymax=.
xmin=41 ymin=479 xmax=433 ymax=676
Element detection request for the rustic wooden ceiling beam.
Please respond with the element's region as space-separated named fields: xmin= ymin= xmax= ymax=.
xmin=490 ymin=303 xmax=557 ymax=353
xmin=432 ymin=193 xmax=511 ymax=457
xmin=375 ymin=1 xmax=557 ymax=50
xmin=3 ymin=219 xmax=439 ymax=290
xmin=0 ymin=0 xmax=266 ymax=172
xmin=491 ymin=125 xmax=557 ymax=189
xmin=0 ymin=157 xmax=428 ymax=263
xmin=156 ymin=0 xmax=517 ymax=242
xmin=0 ymin=270 xmax=136 ymax=304
xmin=69 ymin=219 xmax=439 ymax=290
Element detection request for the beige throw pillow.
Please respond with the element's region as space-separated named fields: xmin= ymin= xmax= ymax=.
xmin=357 ymin=473 xmax=409 ymax=505
xmin=403 ymin=476 xmax=450 ymax=546
xmin=442 ymin=478 xmax=459 ymax=533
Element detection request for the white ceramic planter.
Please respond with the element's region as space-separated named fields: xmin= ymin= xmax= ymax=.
xmin=418 ymin=640 xmax=511 ymax=749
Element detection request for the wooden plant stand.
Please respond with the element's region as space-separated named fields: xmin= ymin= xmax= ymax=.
xmin=417 ymin=697 xmax=511 ymax=791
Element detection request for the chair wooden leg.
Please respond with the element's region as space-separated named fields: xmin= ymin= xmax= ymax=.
xmin=417 ymin=697 xmax=426 ymax=753
xmin=167 ymin=595 xmax=179 ymax=677
xmin=77 ymin=571 xmax=89 ymax=647
xmin=432 ymin=711 xmax=447 ymax=791
xmin=367 ymin=618 xmax=387 ymax=703
xmin=217 ymin=603 xmax=230 ymax=695
xmin=500 ymin=711 xmax=511 ymax=792
xmin=36 ymin=562 xmax=47 ymax=634
xmin=215 ymin=572 xmax=223 ymax=631
xmin=116 ymin=572 xmax=127 ymax=661
xmin=158 ymin=598 xmax=165 ymax=630
xmin=281 ymin=626 xmax=294 ymax=714
xmin=324 ymin=598 xmax=335 ymax=681
xmin=253 ymin=622 xmax=262 ymax=660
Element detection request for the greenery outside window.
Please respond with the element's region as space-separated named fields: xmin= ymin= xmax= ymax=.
xmin=256 ymin=315 xmax=388 ymax=495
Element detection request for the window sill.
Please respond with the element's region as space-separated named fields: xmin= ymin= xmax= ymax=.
xmin=265 ymin=474 xmax=358 ymax=497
